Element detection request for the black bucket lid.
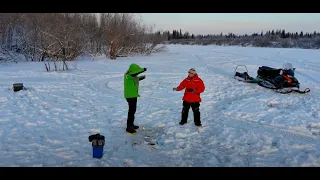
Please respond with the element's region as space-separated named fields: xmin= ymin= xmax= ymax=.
xmin=88 ymin=133 xmax=105 ymax=142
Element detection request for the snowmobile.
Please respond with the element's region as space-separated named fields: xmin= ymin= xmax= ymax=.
xmin=234 ymin=63 xmax=310 ymax=94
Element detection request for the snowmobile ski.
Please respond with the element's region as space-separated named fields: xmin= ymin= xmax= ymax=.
xmin=290 ymin=88 xmax=310 ymax=94
xmin=257 ymin=82 xmax=310 ymax=94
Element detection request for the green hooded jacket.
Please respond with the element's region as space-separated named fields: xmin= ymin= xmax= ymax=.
xmin=124 ymin=63 xmax=146 ymax=98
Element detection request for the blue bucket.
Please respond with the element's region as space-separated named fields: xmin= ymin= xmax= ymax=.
xmin=89 ymin=134 xmax=105 ymax=159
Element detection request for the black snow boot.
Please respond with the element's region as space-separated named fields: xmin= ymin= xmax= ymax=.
xmin=126 ymin=125 xmax=136 ymax=134
xmin=195 ymin=123 xmax=202 ymax=127
xmin=179 ymin=121 xmax=187 ymax=125
xmin=133 ymin=125 xmax=139 ymax=130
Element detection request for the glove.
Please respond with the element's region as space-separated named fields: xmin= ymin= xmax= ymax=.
xmin=173 ymin=87 xmax=178 ymax=91
xmin=139 ymin=75 xmax=146 ymax=80
xmin=144 ymin=68 xmax=147 ymax=71
xmin=186 ymin=88 xmax=196 ymax=93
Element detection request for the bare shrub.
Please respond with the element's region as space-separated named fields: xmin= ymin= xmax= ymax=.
xmin=279 ymin=38 xmax=293 ymax=48
xmin=313 ymin=36 xmax=320 ymax=48
xmin=0 ymin=13 xmax=166 ymax=70
xmin=252 ymin=36 xmax=271 ymax=47
xmin=97 ymin=13 xmax=166 ymax=59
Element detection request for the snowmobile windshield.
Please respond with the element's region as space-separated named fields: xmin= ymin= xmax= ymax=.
xmin=282 ymin=63 xmax=294 ymax=70
xmin=283 ymin=69 xmax=294 ymax=77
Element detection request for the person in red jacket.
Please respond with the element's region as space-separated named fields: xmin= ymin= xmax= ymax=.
xmin=173 ymin=68 xmax=205 ymax=126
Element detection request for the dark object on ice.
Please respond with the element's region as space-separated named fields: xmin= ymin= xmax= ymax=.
xmin=234 ymin=64 xmax=310 ymax=94
xmin=88 ymin=133 xmax=105 ymax=159
xmin=234 ymin=65 xmax=259 ymax=83
xmin=88 ymin=133 xmax=105 ymax=142
xmin=234 ymin=71 xmax=258 ymax=83
xmin=12 ymin=83 xmax=25 ymax=92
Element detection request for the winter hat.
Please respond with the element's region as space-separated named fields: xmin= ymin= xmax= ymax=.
xmin=188 ymin=68 xmax=196 ymax=74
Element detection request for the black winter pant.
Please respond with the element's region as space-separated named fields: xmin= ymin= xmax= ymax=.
xmin=181 ymin=101 xmax=201 ymax=124
xmin=126 ymin=97 xmax=137 ymax=127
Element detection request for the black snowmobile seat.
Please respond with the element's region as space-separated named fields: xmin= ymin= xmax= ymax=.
xmin=257 ymin=66 xmax=281 ymax=79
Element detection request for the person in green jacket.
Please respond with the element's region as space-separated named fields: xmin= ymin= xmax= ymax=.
xmin=124 ymin=63 xmax=147 ymax=134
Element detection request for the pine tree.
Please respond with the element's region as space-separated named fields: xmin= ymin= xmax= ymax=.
xmin=184 ymin=32 xmax=189 ymax=39
xmin=167 ymin=31 xmax=171 ymax=40
xmin=172 ymin=30 xmax=176 ymax=39
xmin=281 ymin=30 xmax=286 ymax=38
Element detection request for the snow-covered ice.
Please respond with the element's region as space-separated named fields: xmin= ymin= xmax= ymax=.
xmin=1 ymin=44 xmax=320 ymax=167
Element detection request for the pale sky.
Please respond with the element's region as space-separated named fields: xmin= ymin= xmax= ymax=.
xmin=139 ymin=13 xmax=320 ymax=35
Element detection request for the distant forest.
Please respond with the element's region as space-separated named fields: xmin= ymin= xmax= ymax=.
xmin=157 ymin=29 xmax=320 ymax=49
xmin=1 ymin=13 xmax=319 ymax=66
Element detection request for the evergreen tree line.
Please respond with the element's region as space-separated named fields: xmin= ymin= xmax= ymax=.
xmin=161 ymin=29 xmax=320 ymax=49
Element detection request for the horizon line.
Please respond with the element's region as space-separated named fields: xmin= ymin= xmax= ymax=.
xmin=153 ymin=28 xmax=319 ymax=36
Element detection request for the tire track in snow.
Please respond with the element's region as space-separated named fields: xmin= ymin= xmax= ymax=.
xmin=218 ymin=113 xmax=320 ymax=152
xmin=195 ymin=102 xmax=320 ymax=166
xmin=91 ymin=71 xmax=218 ymax=165
xmin=103 ymin=74 xmax=178 ymax=107
xmin=295 ymin=71 xmax=320 ymax=84
xmin=47 ymin=74 xmax=106 ymax=115
xmin=167 ymin=50 xmax=320 ymax=166
xmin=85 ymin=73 xmax=179 ymax=133
xmin=208 ymin=85 xmax=320 ymax=143
xmin=194 ymin=54 xmax=233 ymax=78
xmin=193 ymin=50 xmax=320 ymax=145
xmin=204 ymin=50 xmax=281 ymax=64
xmin=1 ymin=86 xmax=78 ymax=165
